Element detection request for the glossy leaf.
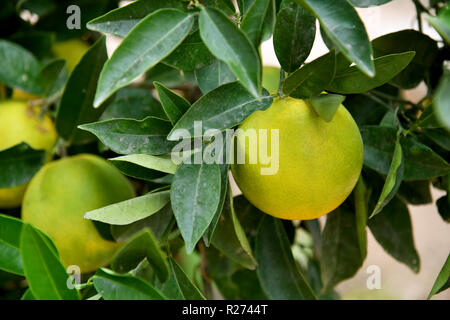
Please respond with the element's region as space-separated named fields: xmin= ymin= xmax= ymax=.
xmin=368 ymin=197 xmax=420 ymax=273
xmin=93 ymin=268 xmax=166 ymax=300
xmin=56 ymin=36 xmax=108 ymax=143
xmin=212 ymin=190 xmax=257 ymax=270
xmin=273 ymin=0 xmax=316 ymax=72
xmin=85 ymin=190 xmax=170 ymax=225
xmin=372 ymin=30 xmax=438 ymax=89
xmin=171 ymin=162 xmax=222 ymax=253
xmin=111 ymin=229 xmax=169 ymax=282
xmin=0 ymin=40 xmax=41 ymax=94
xmin=296 ymin=0 xmax=375 ymax=76
xmin=94 ymin=9 xmax=194 ymax=107
xmin=326 ymin=52 xmax=415 ymax=94
xmin=100 ymin=87 xmax=167 ymax=121
xmin=20 ymin=224 xmax=79 ymax=300
xmin=87 ymin=0 xmax=185 ymax=37
xmin=195 ymin=60 xmax=236 ymax=94
xmin=199 ymin=7 xmax=261 ymax=97
xmin=256 ymin=216 xmax=317 ymax=299
xmin=282 ymin=51 xmax=335 ymax=99
xmin=320 ymin=202 xmax=365 ymax=291
xmin=241 ymin=0 xmax=273 ymax=47
xmin=307 ymin=93 xmax=345 ymax=122
xmin=163 ymin=30 xmax=215 ymax=71
xmin=156 ymin=257 xmax=205 ymax=300
xmin=422 ymin=128 xmax=450 ymax=151
xmin=154 ymin=81 xmax=191 ymax=125
xmin=428 ymin=254 xmax=450 ymax=299
xmin=434 ymin=68 xmax=450 ymax=130
xmin=370 ymin=138 xmax=404 ymax=218
xmin=79 ymin=117 xmax=175 ymax=155
xmin=109 ymin=154 xmax=178 ymax=175
xmin=0 ymin=143 xmax=45 ymax=188
xmin=0 ymin=214 xmax=24 ymax=275
xmin=168 ymin=82 xmax=272 ymax=140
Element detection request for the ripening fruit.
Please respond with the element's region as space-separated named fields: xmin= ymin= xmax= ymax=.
xmin=22 ymin=154 xmax=136 ymax=273
xmin=231 ymin=96 xmax=363 ymax=220
xmin=52 ymin=38 xmax=90 ymax=72
xmin=0 ymin=100 xmax=57 ymax=208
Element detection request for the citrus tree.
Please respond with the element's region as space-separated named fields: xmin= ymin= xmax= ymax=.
xmin=0 ymin=0 xmax=449 ymax=300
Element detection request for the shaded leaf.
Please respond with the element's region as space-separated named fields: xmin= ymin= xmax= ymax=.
xmin=93 ymin=268 xmax=166 ymax=300
xmin=154 ymin=81 xmax=191 ymax=125
xmin=241 ymin=0 xmax=273 ymax=47
xmin=296 ymin=0 xmax=374 ymax=76
xmin=434 ymin=68 xmax=450 ymax=130
xmin=199 ymin=7 xmax=261 ymax=97
xmin=85 ymin=190 xmax=170 ymax=225
xmin=256 ymin=216 xmax=317 ymax=299
xmin=273 ymin=0 xmax=316 ymax=72
xmin=0 ymin=143 xmax=45 ymax=188
xmin=397 ymin=180 xmax=432 ymax=205
xmin=307 ymin=93 xmax=345 ymax=122
xmin=326 ymin=52 xmax=415 ymax=94
xmin=349 ymin=0 xmax=392 ymax=7
xmin=39 ymin=59 xmax=67 ymax=98
xmin=79 ymin=117 xmax=175 ymax=155
xmin=109 ymin=154 xmax=178 ymax=175
xmin=171 ymin=162 xmax=221 ymax=253
xmin=195 ymin=59 xmax=236 ymax=94
xmin=94 ymin=9 xmax=194 ymax=107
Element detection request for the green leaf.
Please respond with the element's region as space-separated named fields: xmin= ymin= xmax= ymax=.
xmin=195 ymin=59 xmax=236 ymax=94
xmin=100 ymin=87 xmax=167 ymax=121
xmin=368 ymin=197 xmax=420 ymax=273
xmin=282 ymin=51 xmax=336 ymax=99
xmin=425 ymin=8 xmax=450 ymax=45
xmin=56 ymin=36 xmax=108 ymax=143
xmin=422 ymin=128 xmax=450 ymax=151
xmin=372 ymin=30 xmax=438 ymax=89
xmin=168 ymin=82 xmax=272 ymax=140
xmin=87 ymin=0 xmax=185 ymax=37
xmin=163 ymin=30 xmax=215 ymax=71
xmin=156 ymin=257 xmax=205 ymax=300
xmin=0 ymin=40 xmax=41 ymax=94
xmin=0 ymin=143 xmax=45 ymax=188
xmin=370 ymin=137 xmax=404 ymax=218
xmin=437 ymin=194 xmax=450 ymax=223
xmin=111 ymin=229 xmax=169 ymax=282
xmin=296 ymin=0 xmax=375 ymax=77
xmin=397 ymin=180 xmax=432 ymax=205
xmin=360 ymin=125 xmax=397 ymax=175
xmin=353 ymin=177 xmax=368 ymax=260
xmin=154 ymin=81 xmax=191 ymax=125
xmin=109 ymin=154 xmax=178 ymax=175
xmin=428 ymin=254 xmax=450 ymax=299
xmin=307 ymin=93 xmax=345 ymax=122
xmin=212 ymin=190 xmax=257 ymax=270
xmin=256 ymin=216 xmax=317 ymax=300
xmin=85 ymin=190 xmax=170 ymax=225
xmin=21 ymin=289 xmax=35 ymax=300
xmin=199 ymin=7 xmax=261 ymax=97
xmin=320 ymin=202 xmax=365 ymax=291
xmin=94 ymin=9 xmax=195 ymax=107
xmin=171 ymin=162 xmax=222 ymax=253
xmin=326 ymin=52 xmax=415 ymax=94
xmin=93 ymin=268 xmax=166 ymax=300
xmin=20 ymin=224 xmax=79 ymax=300
xmin=39 ymin=59 xmax=68 ymax=98
xmin=349 ymin=0 xmax=392 ymax=7
xmin=434 ymin=68 xmax=450 ymax=130
xmin=401 ymin=136 xmax=450 ymax=181
xmin=79 ymin=117 xmax=175 ymax=155
xmin=273 ymin=0 xmax=316 ymax=72
xmin=0 ymin=214 xmax=24 ymax=275
xmin=241 ymin=0 xmax=273 ymax=47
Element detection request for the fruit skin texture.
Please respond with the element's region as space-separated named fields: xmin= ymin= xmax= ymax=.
xmin=52 ymin=39 xmax=90 ymax=72
xmin=22 ymin=154 xmax=136 ymax=273
xmin=231 ymin=96 xmax=363 ymax=220
xmin=0 ymin=100 xmax=58 ymax=208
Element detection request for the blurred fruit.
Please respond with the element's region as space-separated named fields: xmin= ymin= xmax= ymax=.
xmin=22 ymin=154 xmax=136 ymax=273
xmin=262 ymin=66 xmax=281 ymax=92
xmin=0 ymin=100 xmax=57 ymax=208
xmin=231 ymin=96 xmax=363 ymax=220
xmin=52 ymin=38 xmax=90 ymax=72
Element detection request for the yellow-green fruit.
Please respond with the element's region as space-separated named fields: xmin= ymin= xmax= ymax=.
xmin=0 ymin=100 xmax=57 ymax=208
xmin=262 ymin=66 xmax=281 ymax=92
xmin=52 ymin=39 xmax=90 ymax=72
xmin=22 ymin=154 xmax=136 ymax=273
xmin=231 ymin=97 xmax=363 ymax=220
